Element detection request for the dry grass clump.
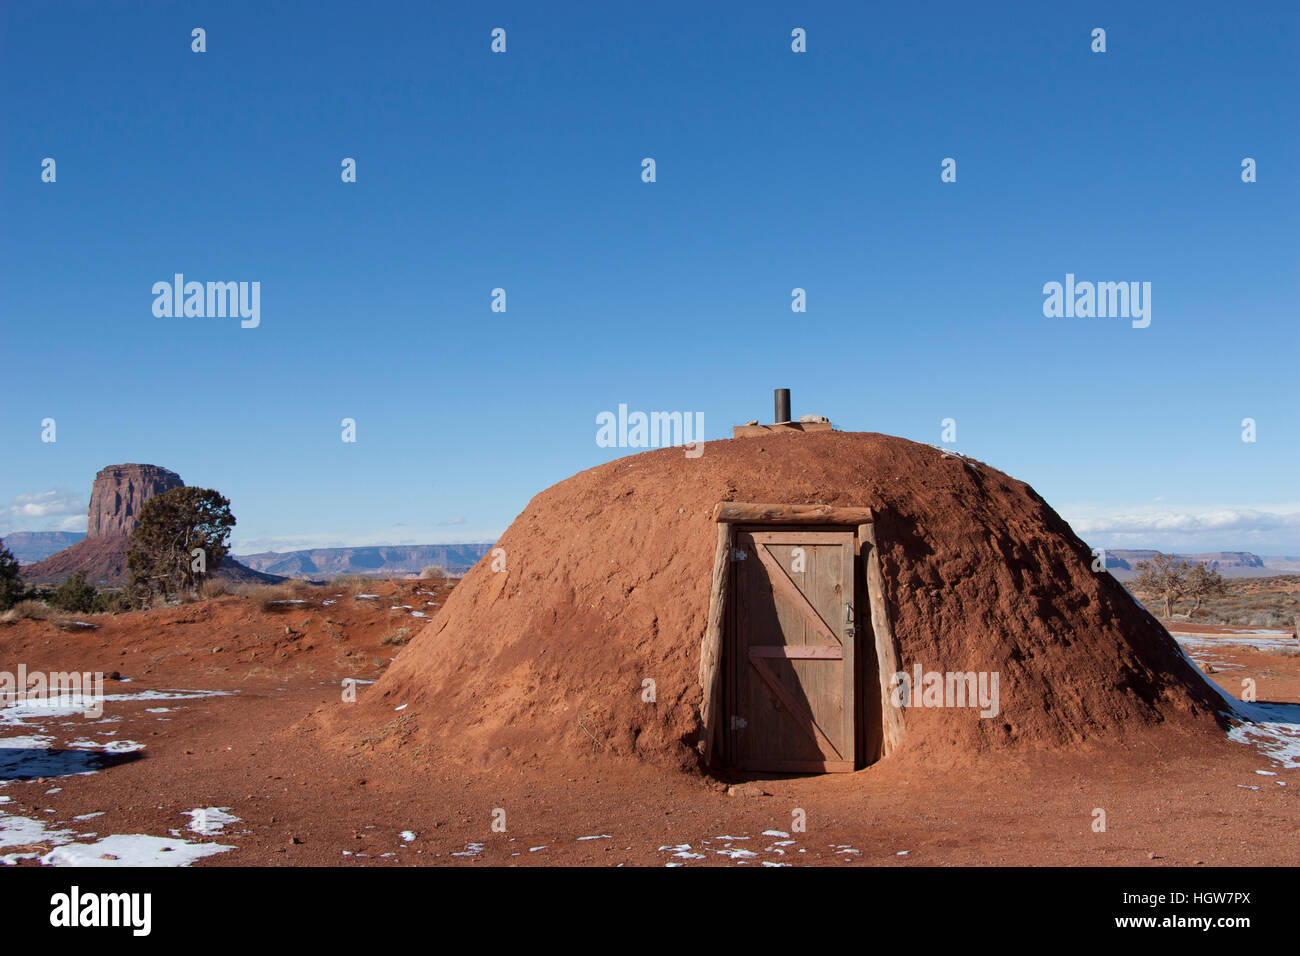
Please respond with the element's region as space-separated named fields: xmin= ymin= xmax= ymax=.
xmin=247 ymin=581 xmax=313 ymax=612
xmin=199 ymin=578 xmax=231 ymax=600
xmin=1 ymin=599 xmax=51 ymax=622
xmin=330 ymin=575 xmax=376 ymax=597
xmin=0 ymin=599 xmax=97 ymax=630
xmin=381 ymin=627 xmax=411 ymax=646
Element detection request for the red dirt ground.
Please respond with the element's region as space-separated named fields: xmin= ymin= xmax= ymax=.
xmin=0 ymin=582 xmax=1295 ymax=867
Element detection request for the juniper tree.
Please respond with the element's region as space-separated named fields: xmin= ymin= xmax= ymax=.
xmin=126 ymin=487 xmax=234 ymax=605
xmin=1186 ymin=563 xmax=1228 ymax=619
xmin=49 ymin=571 xmax=97 ymax=613
xmin=0 ymin=539 xmax=24 ymax=610
xmin=1133 ymin=554 xmax=1191 ymax=620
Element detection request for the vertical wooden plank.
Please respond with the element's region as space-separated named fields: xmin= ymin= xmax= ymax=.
xmin=859 ymin=522 xmax=905 ymax=756
xmin=731 ymin=532 xmax=747 ymax=764
xmin=841 ymin=539 xmax=856 ymax=768
xmin=698 ymin=522 xmax=732 ymax=766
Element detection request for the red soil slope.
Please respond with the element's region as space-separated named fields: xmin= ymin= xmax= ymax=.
xmin=337 ymin=432 xmax=1225 ymax=773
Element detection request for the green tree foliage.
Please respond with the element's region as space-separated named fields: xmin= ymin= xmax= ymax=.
xmin=91 ymin=589 xmax=129 ymax=614
xmin=0 ymin=538 xmax=26 ymax=610
xmin=48 ymin=571 xmax=97 ymax=614
xmin=127 ymin=487 xmax=235 ymax=606
xmin=1134 ymin=554 xmax=1191 ymax=619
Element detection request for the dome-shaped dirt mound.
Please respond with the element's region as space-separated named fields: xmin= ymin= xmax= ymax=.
xmin=343 ymin=432 xmax=1225 ymax=773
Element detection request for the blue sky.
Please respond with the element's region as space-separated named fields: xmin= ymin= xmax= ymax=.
xmin=2 ymin=1 xmax=1296 ymax=555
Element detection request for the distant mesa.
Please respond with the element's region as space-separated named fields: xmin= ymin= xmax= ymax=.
xmin=234 ymin=544 xmax=494 ymax=579
xmin=1105 ymin=549 xmax=1275 ymax=580
xmin=2 ymin=531 xmax=86 ymax=565
xmin=19 ymin=463 xmax=278 ymax=587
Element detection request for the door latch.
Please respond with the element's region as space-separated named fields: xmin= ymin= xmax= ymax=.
xmin=844 ymin=600 xmax=856 ymax=639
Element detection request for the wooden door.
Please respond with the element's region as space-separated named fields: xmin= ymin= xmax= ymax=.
xmin=725 ymin=530 xmax=856 ymax=773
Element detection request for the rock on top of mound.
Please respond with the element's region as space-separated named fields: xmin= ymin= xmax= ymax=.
xmin=351 ymin=431 xmax=1224 ymax=773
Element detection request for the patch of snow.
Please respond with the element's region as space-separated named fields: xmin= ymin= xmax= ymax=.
xmin=185 ymin=808 xmax=239 ymax=835
xmin=1176 ymin=643 xmax=1300 ymax=769
xmin=64 ymin=740 xmax=145 ymax=753
xmin=716 ymin=847 xmax=758 ymax=860
xmin=762 ymin=829 xmax=790 ymax=838
xmin=42 ymin=834 xmax=234 ymax=867
xmin=2 ymin=689 xmax=234 ymax=727
xmin=1172 ymin=631 xmax=1297 ymax=652
xmin=400 ymin=831 xmax=416 ymax=842
xmin=658 ymin=843 xmax=704 ymax=860
xmin=0 ymin=812 xmax=74 ymax=848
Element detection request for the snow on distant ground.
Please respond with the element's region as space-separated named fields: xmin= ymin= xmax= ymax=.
xmin=1175 ymin=642 xmax=1300 ymax=769
xmin=1171 ymin=629 xmax=1297 ymax=653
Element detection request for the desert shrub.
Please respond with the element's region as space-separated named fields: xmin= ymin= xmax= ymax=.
xmin=330 ymin=575 xmax=374 ymax=596
xmin=381 ymin=627 xmax=411 ymax=646
xmin=1247 ymin=611 xmax=1291 ymax=628
xmin=420 ymin=565 xmax=447 ymax=580
xmin=91 ymin=589 xmax=129 ymax=614
xmin=2 ymin=599 xmax=51 ymax=621
xmin=199 ymin=578 xmax=231 ymax=600
xmin=48 ymin=572 xmax=97 ymax=614
xmin=248 ymin=583 xmax=304 ymax=612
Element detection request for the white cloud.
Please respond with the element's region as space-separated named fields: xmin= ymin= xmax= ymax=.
xmin=1061 ymin=503 xmax=1300 ymax=554
xmin=0 ymin=489 xmax=87 ymax=533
